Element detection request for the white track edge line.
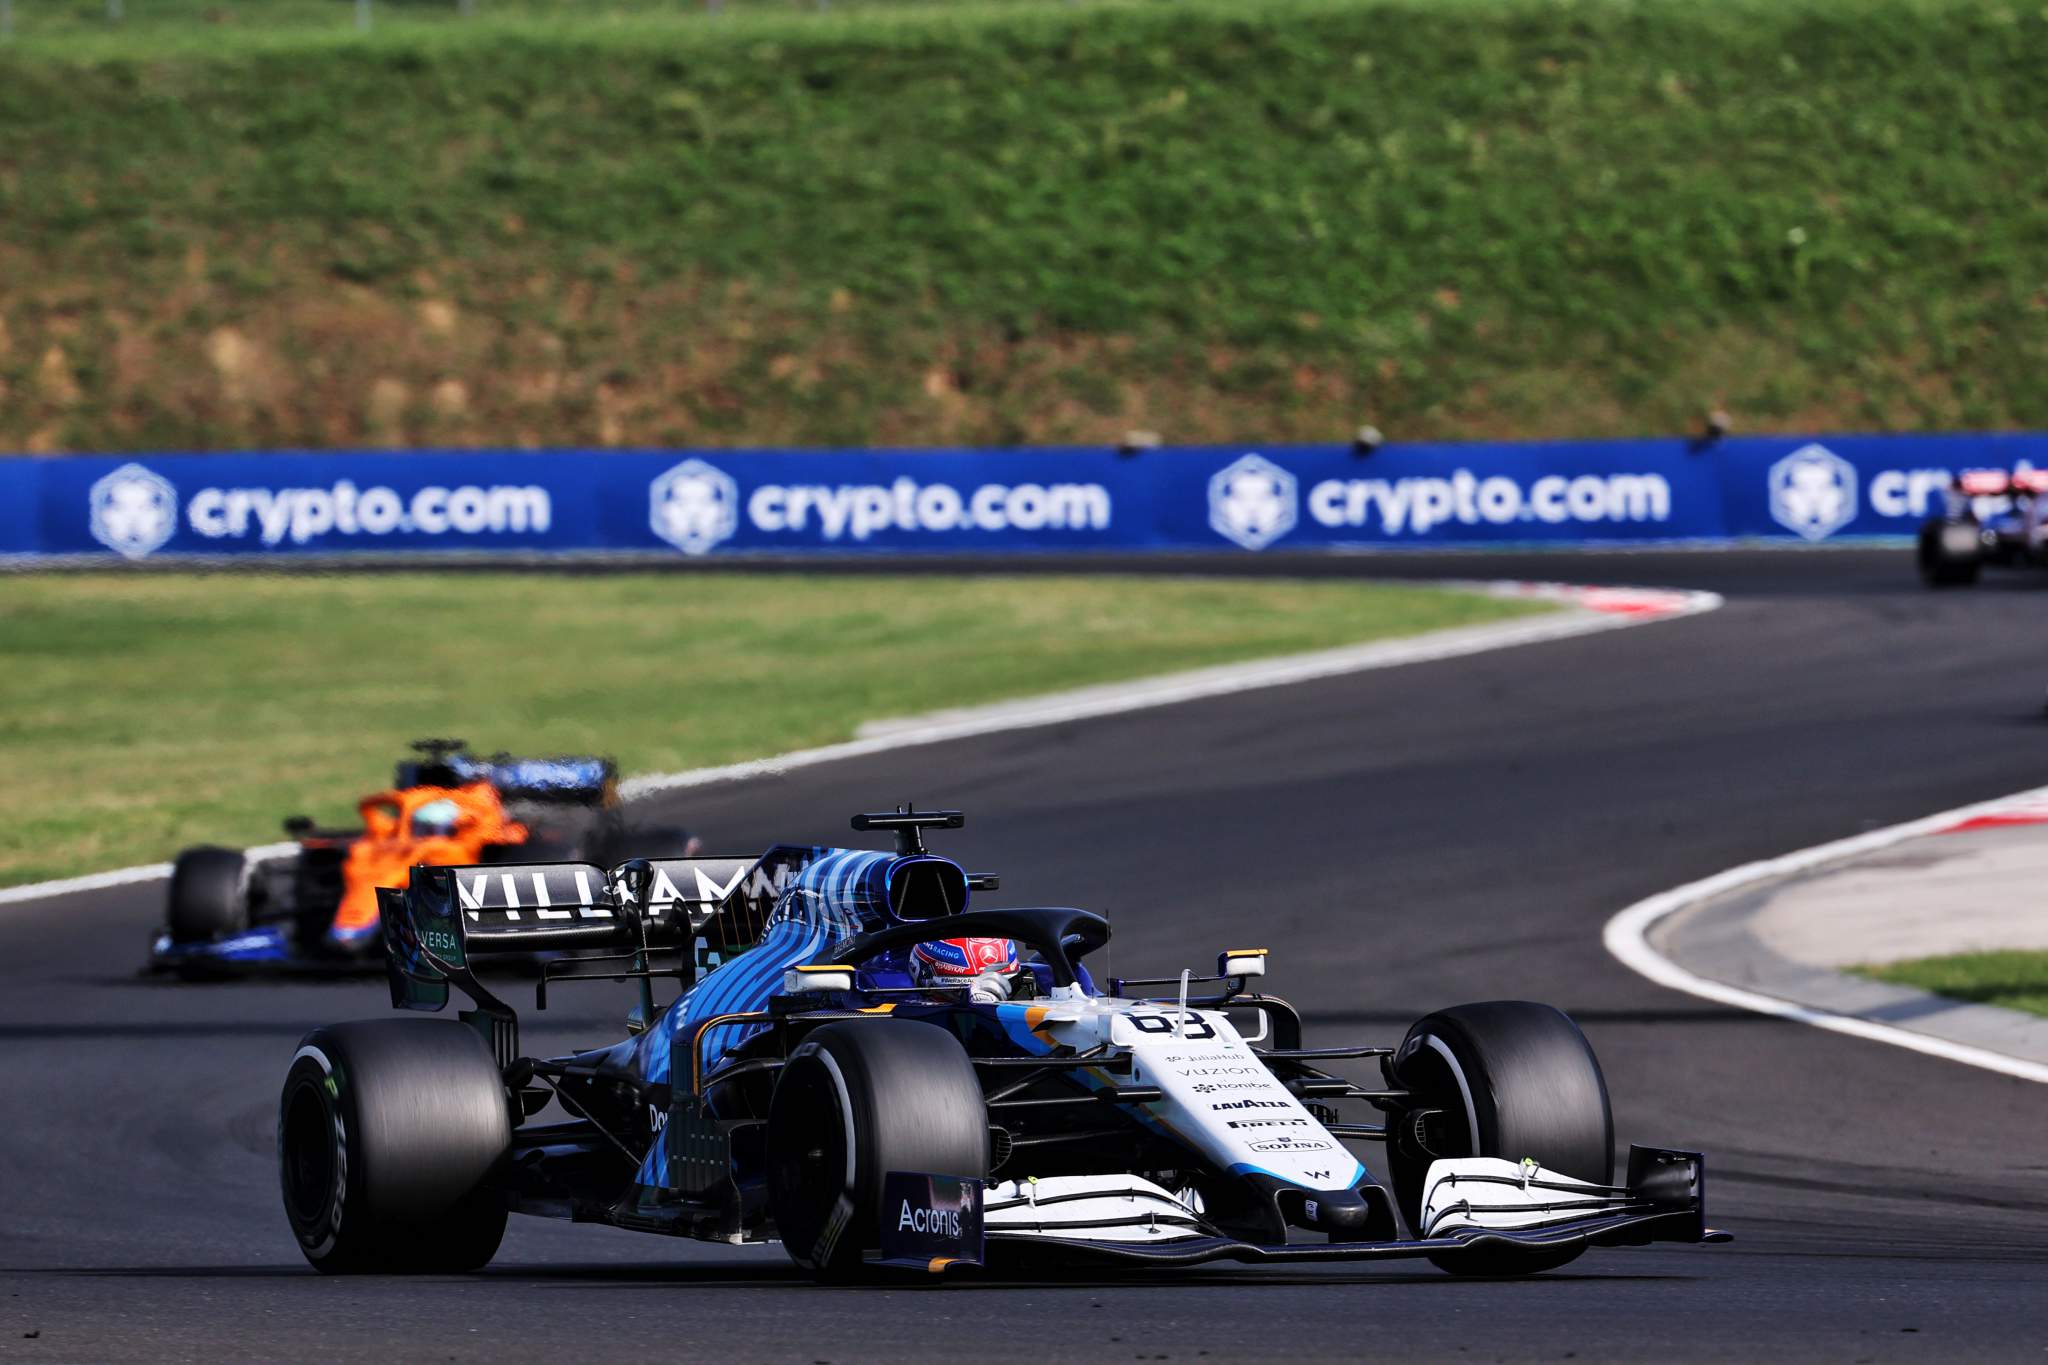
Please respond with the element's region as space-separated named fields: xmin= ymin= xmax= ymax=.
xmin=0 ymin=841 xmax=299 ymax=908
xmin=619 ymin=585 xmax=1720 ymax=798
xmin=1602 ymin=783 xmax=2048 ymax=1085
xmin=1 ymin=581 xmax=1718 ymax=909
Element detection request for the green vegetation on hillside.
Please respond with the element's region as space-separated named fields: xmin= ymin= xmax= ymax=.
xmin=1 ymin=0 xmax=2044 ymax=453
xmin=1856 ymin=950 xmax=2048 ymax=1020
xmin=0 ymin=571 xmax=1546 ymax=884
xmin=0 ymin=0 xmax=1009 ymax=42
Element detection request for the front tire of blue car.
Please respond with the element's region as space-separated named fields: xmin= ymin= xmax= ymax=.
xmin=1385 ymin=1000 xmax=1613 ymax=1277
xmin=279 ymin=1019 xmax=510 ymax=1274
xmin=766 ymin=1019 xmax=988 ymax=1281
xmin=166 ymin=845 xmax=247 ymax=944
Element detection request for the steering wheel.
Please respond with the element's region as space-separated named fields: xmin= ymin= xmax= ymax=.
xmin=830 ymin=907 xmax=1110 ymax=988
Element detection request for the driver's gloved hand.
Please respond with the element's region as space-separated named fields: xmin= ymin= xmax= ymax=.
xmin=969 ymin=971 xmax=1015 ymax=1004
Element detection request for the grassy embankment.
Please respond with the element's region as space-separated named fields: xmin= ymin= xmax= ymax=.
xmin=2 ymin=0 xmax=2044 ymax=454
xmin=0 ymin=572 xmax=1548 ymax=885
xmin=1855 ymin=950 xmax=2048 ymax=1020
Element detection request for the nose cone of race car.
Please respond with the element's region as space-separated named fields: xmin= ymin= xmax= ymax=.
xmin=1286 ymin=1185 xmax=1386 ymax=1237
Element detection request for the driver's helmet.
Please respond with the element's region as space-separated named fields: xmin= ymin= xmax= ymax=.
xmin=910 ymin=936 xmax=1021 ymax=991
xmin=409 ymin=797 xmax=462 ymax=839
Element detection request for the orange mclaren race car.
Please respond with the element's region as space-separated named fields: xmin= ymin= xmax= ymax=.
xmin=148 ymin=739 xmax=699 ymax=976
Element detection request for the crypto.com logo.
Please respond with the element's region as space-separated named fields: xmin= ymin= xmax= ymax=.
xmin=1208 ymin=453 xmax=1298 ymax=551
xmin=649 ymin=458 xmax=739 ymax=556
xmin=89 ymin=463 xmax=179 ymax=559
xmin=1769 ymin=443 xmax=1858 ymax=541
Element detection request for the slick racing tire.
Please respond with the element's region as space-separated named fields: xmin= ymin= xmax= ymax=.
xmin=166 ymin=845 xmax=248 ymax=943
xmin=1385 ymin=1000 xmax=1612 ymax=1276
xmin=765 ymin=1019 xmax=988 ymax=1281
xmin=278 ymin=1019 xmax=510 ymax=1274
xmin=1918 ymin=525 xmax=1981 ymax=587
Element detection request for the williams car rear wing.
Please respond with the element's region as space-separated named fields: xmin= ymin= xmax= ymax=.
xmin=443 ymin=856 xmax=774 ymax=948
xmin=378 ymin=849 xmax=812 ymax=1020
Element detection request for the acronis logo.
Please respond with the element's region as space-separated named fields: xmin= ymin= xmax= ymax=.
xmin=897 ymin=1200 xmax=963 ymax=1238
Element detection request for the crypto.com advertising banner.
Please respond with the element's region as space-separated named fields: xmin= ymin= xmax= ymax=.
xmin=4 ymin=433 xmax=2046 ymax=561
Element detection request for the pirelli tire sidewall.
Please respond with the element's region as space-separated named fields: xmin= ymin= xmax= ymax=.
xmin=766 ymin=1019 xmax=988 ymax=1279
xmin=278 ymin=1019 xmax=511 ymax=1274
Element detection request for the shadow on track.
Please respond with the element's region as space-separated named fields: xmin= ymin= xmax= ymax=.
xmin=22 ymin=1262 xmax=1700 ymax=1291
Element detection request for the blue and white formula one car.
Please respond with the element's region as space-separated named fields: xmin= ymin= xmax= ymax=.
xmin=1917 ymin=467 xmax=2048 ymax=586
xmin=276 ymin=807 xmax=1727 ymax=1278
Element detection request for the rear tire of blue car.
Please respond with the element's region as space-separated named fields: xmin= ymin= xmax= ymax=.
xmin=1385 ymin=1000 xmax=1613 ymax=1277
xmin=279 ymin=1019 xmax=510 ymax=1274
xmin=1918 ymin=524 xmax=1981 ymax=586
xmin=766 ymin=1019 xmax=988 ymax=1281
xmin=167 ymin=845 xmax=247 ymax=944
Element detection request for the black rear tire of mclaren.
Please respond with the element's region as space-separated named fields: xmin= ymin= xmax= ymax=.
xmin=166 ymin=845 xmax=248 ymax=943
xmin=1384 ymin=1000 xmax=1613 ymax=1277
xmin=278 ymin=1019 xmax=511 ymax=1274
xmin=765 ymin=1019 xmax=988 ymax=1281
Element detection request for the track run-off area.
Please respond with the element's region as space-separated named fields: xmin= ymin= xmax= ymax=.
xmin=2 ymin=549 xmax=2045 ymax=1362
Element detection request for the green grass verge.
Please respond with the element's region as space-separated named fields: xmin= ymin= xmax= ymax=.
xmin=0 ymin=571 xmax=1548 ymax=886
xmin=1854 ymin=950 xmax=2048 ymax=1020
xmin=2 ymin=0 xmax=2044 ymax=453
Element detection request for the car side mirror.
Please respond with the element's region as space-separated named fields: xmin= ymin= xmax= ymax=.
xmin=282 ymin=815 xmax=315 ymax=836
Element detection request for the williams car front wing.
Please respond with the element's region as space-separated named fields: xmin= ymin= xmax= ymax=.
xmin=982 ymin=1146 xmax=1727 ymax=1269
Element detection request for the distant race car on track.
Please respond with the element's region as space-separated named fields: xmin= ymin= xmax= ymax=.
xmin=1917 ymin=467 xmax=2048 ymax=586
xmin=276 ymin=806 xmax=1727 ymax=1278
xmin=150 ymin=739 xmax=697 ymax=976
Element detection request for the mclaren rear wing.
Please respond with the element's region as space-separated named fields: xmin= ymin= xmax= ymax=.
xmin=449 ymin=753 xmax=619 ymax=806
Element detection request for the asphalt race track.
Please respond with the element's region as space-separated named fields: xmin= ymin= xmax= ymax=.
xmin=5 ymin=549 xmax=2047 ymax=1362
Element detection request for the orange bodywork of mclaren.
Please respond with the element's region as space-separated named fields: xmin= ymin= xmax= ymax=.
xmin=331 ymin=782 xmax=529 ymax=933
